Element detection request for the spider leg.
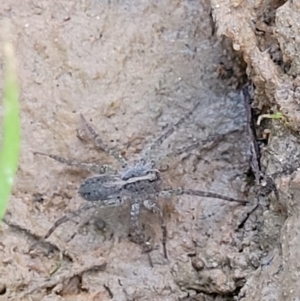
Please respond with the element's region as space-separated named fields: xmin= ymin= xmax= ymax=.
xmin=159 ymin=188 xmax=248 ymax=204
xmin=45 ymin=196 xmax=126 ymax=239
xmin=129 ymin=200 xmax=152 ymax=254
xmin=169 ymin=129 xmax=241 ymax=157
xmin=44 ymin=202 xmax=96 ymax=239
xmin=143 ymin=199 xmax=167 ymax=259
xmin=80 ymin=114 xmax=127 ymax=166
xmin=34 ymin=152 xmax=115 ymax=174
xmin=143 ymin=100 xmax=202 ymax=158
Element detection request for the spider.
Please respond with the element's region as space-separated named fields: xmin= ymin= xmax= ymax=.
xmin=35 ymin=101 xmax=248 ymax=259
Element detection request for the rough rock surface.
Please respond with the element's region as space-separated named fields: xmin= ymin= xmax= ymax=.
xmin=211 ymin=0 xmax=300 ymax=300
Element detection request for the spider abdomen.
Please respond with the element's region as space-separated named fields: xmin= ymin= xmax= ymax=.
xmin=79 ymin=175 xmax=122 ymax=201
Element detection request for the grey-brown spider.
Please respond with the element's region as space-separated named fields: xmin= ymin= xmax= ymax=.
xmin=35 ymin=101 xmax=248 ymax=259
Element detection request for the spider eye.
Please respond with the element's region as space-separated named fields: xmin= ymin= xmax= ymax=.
xmin=158 ymin=164 xmax=169 ymax=172
xmin=147 ymin=171 xmax=160 ymax=182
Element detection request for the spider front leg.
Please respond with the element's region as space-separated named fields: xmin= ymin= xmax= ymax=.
xmin=34 ymin=152 xmax=115 ymax=174
xmin=168 ymin=129 xmax=241 ymax=157
xmin=129 ymin=200 xmax=152 ymax=254
xmin=143 ymin=199 xmax=167 ymax=259
xmin=159 ymin=188 xmax=248 ymax=204
xmin=143 ymin=100 xmax=202 ymax=158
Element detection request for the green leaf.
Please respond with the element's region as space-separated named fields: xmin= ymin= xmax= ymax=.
xmin=0 ymin=41 xmax=20 ymax=219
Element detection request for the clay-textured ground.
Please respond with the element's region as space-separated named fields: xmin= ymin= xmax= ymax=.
xmin=1 ymin=0 xmax=300 ymax=300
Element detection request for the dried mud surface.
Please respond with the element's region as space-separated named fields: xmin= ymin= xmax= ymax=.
xmin=1 ymin=0 xmax=299 ymax=300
